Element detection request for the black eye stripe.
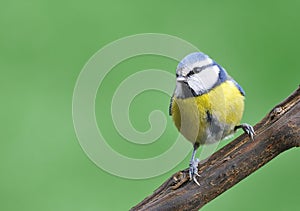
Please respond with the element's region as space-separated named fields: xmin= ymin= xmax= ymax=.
xmin=186 ymin=63 xmax=216 ymax=77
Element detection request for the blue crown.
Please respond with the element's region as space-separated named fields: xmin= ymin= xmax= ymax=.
xmin=177 ymin=52 xmax=209 ymax=69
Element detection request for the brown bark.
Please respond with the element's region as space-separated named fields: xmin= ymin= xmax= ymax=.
xmin=131 ymin=86 xmax=300 ymax=211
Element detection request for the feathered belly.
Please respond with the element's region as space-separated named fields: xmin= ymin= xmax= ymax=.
xmin=171 ymin=81 xmax=244 ymax=145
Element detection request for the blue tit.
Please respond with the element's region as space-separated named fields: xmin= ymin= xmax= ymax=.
xmin=169 ymin=52 xmax=254 ymax=185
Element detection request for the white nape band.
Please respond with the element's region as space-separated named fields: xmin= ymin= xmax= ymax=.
xmin=192 ymin=58 xmax=213 ymax=70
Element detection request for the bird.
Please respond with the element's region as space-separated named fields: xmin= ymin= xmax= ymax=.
xmin=169 ymin=52 xmax=254 ymax=186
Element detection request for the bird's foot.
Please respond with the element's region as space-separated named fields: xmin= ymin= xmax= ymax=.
xmin=189 ymin=158 xmax=200 ymax=186
xmin=235 ymin=123 xmax=255 ymax=140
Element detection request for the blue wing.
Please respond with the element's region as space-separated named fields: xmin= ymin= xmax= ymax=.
xmin=169 ymin=95 xmax=173 ymax=116
xmin=231 ymin=79 xmax=245 ymax=96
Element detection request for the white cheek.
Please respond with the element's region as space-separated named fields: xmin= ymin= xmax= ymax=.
xmin=187 ymin=66 xmax=220 ymax=94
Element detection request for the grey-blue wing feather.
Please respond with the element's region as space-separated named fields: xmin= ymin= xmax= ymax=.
xmin=230 ymin=79 xmax=245 ymax=96
xmin=169 ymin=95 xmax=173 ymax=116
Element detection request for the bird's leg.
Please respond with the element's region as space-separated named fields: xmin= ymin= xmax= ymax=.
xmin=235 ymin=123 xmax=255 ymax=140
xmin=189 ymin=143 xmax=200 ymax=186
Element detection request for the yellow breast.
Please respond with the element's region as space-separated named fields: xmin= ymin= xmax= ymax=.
xmin=171 ymin=80 xmax=244 ymax=145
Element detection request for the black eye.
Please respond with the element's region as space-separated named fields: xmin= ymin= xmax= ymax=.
xmin=176 ymin=73 xmax=179 ymax=77
xmin=186 ymin=67 xmax=203 ymax=77
xmin=186 ymin=68 xmax=196 ymax=77
xmin=193 ymin=67 xmax=202 ymax=73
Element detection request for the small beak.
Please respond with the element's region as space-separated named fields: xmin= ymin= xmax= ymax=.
xmin=176 ymin=76 xmax=186 ymax=82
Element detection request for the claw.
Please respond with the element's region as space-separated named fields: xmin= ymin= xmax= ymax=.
xmin=235 ymin=123 xmax=255 ymax=140
xmin=189 ymin=158 xmax=200 ymax=186
xmin=193 ymin=175 xmax=200 ymax=186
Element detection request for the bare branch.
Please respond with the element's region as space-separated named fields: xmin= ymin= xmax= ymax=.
xmin=131 ymin=86 xmax=300 ymax=211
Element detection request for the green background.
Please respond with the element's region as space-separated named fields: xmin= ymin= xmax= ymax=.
xmin=1 ymin=0 xmax=300 ymax=210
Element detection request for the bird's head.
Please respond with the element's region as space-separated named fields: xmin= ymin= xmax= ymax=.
xmin=174 ymin=52 xmax=228 ymax=98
